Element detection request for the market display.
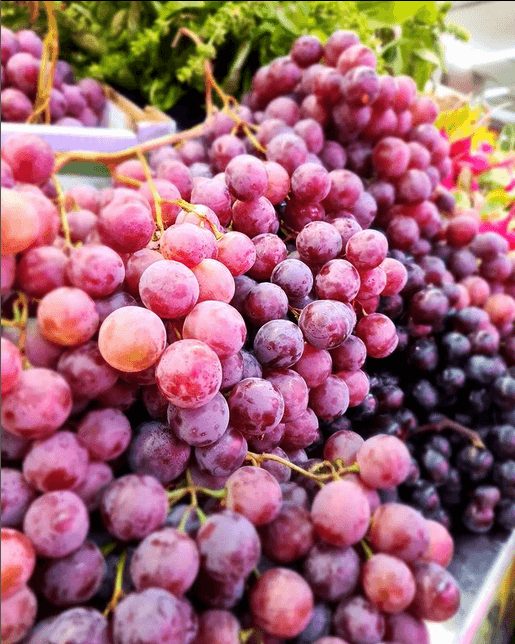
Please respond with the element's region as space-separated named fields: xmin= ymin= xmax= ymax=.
xmin=1 ymin=21 xmax=514 ymax=644
xmin=1 ymin=25 xmax=106 ymax=126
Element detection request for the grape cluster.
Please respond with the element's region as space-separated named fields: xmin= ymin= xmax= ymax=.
xmin=1 ymin=25 xmax=106 ymax=127
xmin=1 ymin=25 xmax=509 ymax=644
xmin=343 ymin=235 xmax=515 ymax=534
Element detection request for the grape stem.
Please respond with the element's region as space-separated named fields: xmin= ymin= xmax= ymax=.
xmin=239 ymin=628 xmax=256 ymax=644
xmin=100 ymin=541 xmax=118 ymax=557
xmin=1 ymin=293 xmax=29 ymax=357
xmin=415 ymin=418 xmax=485 ymax=449
xmin=103 ymin=550 xmax=127 ymax=617
xmin=52 ymin=174 xmax=73 ymax=249
xmin=360 ymin=539 xmax=374 ymax=561
xmin=135 ymin=149 xmax=165 ymax=237
xmin=245 ymin=451 xmax=360 ymax=483
xmin=171 ymin=198 xmax=224 ymax=240
xmin=172 ymin=28 xmax=264 ymax=153
xmin=27 ymin=1 xmax=59 ymax=124
xmin=168 ymin=470 xmax=228 ymax=530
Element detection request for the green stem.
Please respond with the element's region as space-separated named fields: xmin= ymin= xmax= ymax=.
xmin=100 ymin=541 xmax=117 ymax=557
xmin=360 ymin=539 xmax=374 ymax=561
xmin=103 ymin=550 xmax=127 ymax=617
xmin=195 ymin=486 xmax=227 ymax=499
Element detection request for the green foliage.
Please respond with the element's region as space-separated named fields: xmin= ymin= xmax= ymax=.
xmin=1 ymin=0 xmax=466 ymax=111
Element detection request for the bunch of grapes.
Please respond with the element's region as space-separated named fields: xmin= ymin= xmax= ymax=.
xmin=341 ymin=233 xmax=515 ymax=535
xmin=2 ymin=25 xmax=513 ymax=644
xmin=1 ymin=25 xmax=106 ymax=126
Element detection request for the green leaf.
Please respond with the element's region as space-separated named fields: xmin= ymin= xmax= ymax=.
xmin=413 ymin=48 xmax=441 ymax=67
xmin=357 ymin=1 xmax=429 ymax=24
xmin=275 ymin=8 xmax=300 ymax=35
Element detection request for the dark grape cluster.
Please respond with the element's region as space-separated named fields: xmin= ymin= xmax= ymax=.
xmin=1 ymin=25 xmax=106 ymax=127
xmin=2 ymin=24 xmax=513 ymax=644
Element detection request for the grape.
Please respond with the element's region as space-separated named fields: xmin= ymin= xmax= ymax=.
xmin=15 ymin=246 xmax=67 ymax=299
xmin=183 ymin=301 xmax=246 ymax=360
xmin=40 ymin=607 xmax=108 ymax=644
xmin=311 ymin=480 xmax=370 ymax=546
xmin=323 ymin=170 xmax=363 ymax=212
xmin=23 ymin=490 xmax=89 ymax=558
xmin=37 ymin=287 xmax=99 ymax=347
xmin=410 ymin=562 xmax=460 ymax=622
xmin=315 ymin=259 xmax=361 ymax=302
xmin=190 ymin=258 xmax=235 ymax=304
xmin=22 ymin=430 xmax=88 ymax=493
xmin=421 ymin=519 xmax=454 ymax=568
xmin=261 ymin=502 xmax=316 ymax=563
xmin=98 ymin=199 xmax=154 ymax=253
xmin=139 ymin=259 xmax=199 ymax=319
xmin=385 ymin=612 xmax=429 ymax=644
xmin=64 ymin=244 xmax=125 ymax=297
xmin=1 ymin=337 xmax=22 ymax=396
xmin=220 ymin=352 xmax=244 ymax=391
xmin=113 ymin=588 xmax=188 ymax=644
xmin=197 ymin=510 xmax=261 ymax=582
xmin=293 ymin=342 xmax=332 ymax=388
xmin=266 ymin=369 xmax=309 ymax=422
xmin=264 ymin=96 xmax=300 ymax=125
xmin=2 ymin=134 xmax=55 ymax=186
xmin=247 ymin=233 xmax=287 ymax=281
xmin=270 ymin=259 xmax=312 ymax=303
xmin=1 ymin=585 xmax=37 ymax=644
xmin=346 ymin=229 xmax=388 ymax=271
xmin=323 ymin=429 xmax=363 ymax=464
xmin=209 ymin=134 xmax=246 ymax=172
xmin=129 ymin=527 xmax=199 ymax=595
xmin=73 ymin=461 xmax=113 ymax=512
xmin=195 ymin=427 xmax=247 ymax=478
xmin=282 ymin=407 xmax=320 ymax=451
xmin=168 ymin=391 xmax=229 ymax=447
xmin=39 ymin=540 xmax=105 ymax=606
xmin=355 ymin=313 xmax=398 ymax=359
xmin=333 ymin=595 xmax=385 ymax=644
xmin=1 ymin=255 xmax=16 ymax=294
xmin=310 ymin=376 xmax=350 ymax=422
xmin=1 ymin=368 xmax=72 ymax=439
xmin=232 ymin=196 xmax=279 ymax=238
xmin=283 ymin=197 xmax=325 ymax=231
xmin=160 ymin=222 xmax=216 ymax=268
xmin=304 ymin=541 xmax=360 ymax=603
xmin=362 ymin=553 xmax=416 ymax=613
xmin=225 ymin=154 xmax=268 ymax=201
xmin=5 ymin=50 xmax=39 ymax=94
xmin=138 ymin=179 xmax=182 ymax=227
xmin=128 ymin=420 xmax=190 ymax=484
xmin=244 ymin=282 xmax=289 ymax=326
xmin=216 ymin=232 xmax=257 ymax=279
xmin=324 ymin=30 xmax=360 ymax=65
xmin=77 ymin=408 xmax=131 ymax=461
xmin=356 ymin=266 xmax=386 ymax=302
xmin=1 ymin=468 xmax=36 ymax=528
xmin=225 ymin=466 xmax=282 ymax=526
xmin=156 ymin=159 xmax=192 ymax=200
xmin=100 ymin=474 xmax=168 ymax=541
xmin=1 ymin=528 xmax=36 ymax=599
xmin=1 ymin=427 xmax=31 ymax=463
xmin=1 ymin=189 xmax=40 ymax=255
xmin=194 ymin=609 xmax=240 ymax=644
xmin=372 ymin=137 xmax=410 ymax=178
xmin=98 ymin=306 xmax=166 ymax=373
xmin=297 ymin=221 xmax=343 ymax=266
xmin=356 ymin=434 xmax=411 ymax=489
xmin=228 ymin=377 xmax=284 ymax=436
xmin=156 ymin=339 xmax=222 ymax=408
xmin=299 ymin=300 xmax=355 ymax=350
xmin=63 ymin=212 xmax=98 ymax=250
xmin=369 ymin=503 xmax=430 ymax=562
xmin=250 ymin=567 xmax=314 ymax=638
xmin=1 ymin=87 xmax=33 ymax=121
xmin=56 ymin=341 xmax=118 ymax=399
xmin=253 ymin=319 xmax=305 ymax=368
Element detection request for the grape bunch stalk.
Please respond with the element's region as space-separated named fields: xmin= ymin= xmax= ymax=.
xmin=1 ymin=23 xmax=513 ymax=644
